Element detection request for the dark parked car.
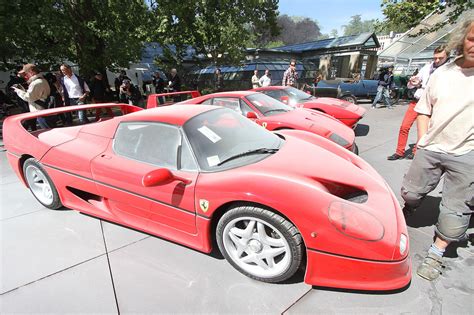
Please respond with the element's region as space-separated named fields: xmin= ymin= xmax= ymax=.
xmin=311 ymin=79 xmax=399 ymax=104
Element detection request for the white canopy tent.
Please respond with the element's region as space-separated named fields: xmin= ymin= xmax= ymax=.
xmin=378 ymin=6 xmax=470 ymax=73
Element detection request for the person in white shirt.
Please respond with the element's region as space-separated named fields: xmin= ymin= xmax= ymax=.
xmin=259 ymin=69 xmax=272 ymax=87
xmin=251 ymin=70 xmax=260 ymax=88
xmin=401 ymin=17 xmax=474 ymax=281
xmin=59 ymin=64 xmax=90 ymax=124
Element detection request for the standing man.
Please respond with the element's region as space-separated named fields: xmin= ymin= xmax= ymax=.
xmin=59 ymin=64 xmax=90 ymax=124
xmin=251 ymin=69 xmax=260 ymax=88
xmin=387 ymin=46 xmax=450 ymax=160
xmin=11 ymin=63 xmax=50 ymax=129
xmin=401 ymin=18 xmax=474 ymax=281
xmin=114 ymin=70 xmax=130 ymax=101
xmin=282 ymin=59 xmax=298 ymax=87
xmin=90 ymin=71 xmax=113 ymax=121
xmin=153 ymin=71 xmax=166 ymax=105
xmin=214 ymin=68 xmax=224 ymax=92
xmin=371 ymin=66 xmax=394 ymax=109
xmin=259 ymin=69 xmax=272 ymax=87
xmin=168 ymin=68 xmax=181 ymax=102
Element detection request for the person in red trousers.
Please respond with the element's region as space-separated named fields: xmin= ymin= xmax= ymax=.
xmin=387 ymin=45 xmax=449 ymax=160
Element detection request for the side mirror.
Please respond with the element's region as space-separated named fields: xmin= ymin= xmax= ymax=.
xmin=280 ymin=96 xmax=289 ymax=104
xmin=246 ymin=112 xmax=258 ymax=119
xmin=142 ymin=168 xmax=192 ymax=187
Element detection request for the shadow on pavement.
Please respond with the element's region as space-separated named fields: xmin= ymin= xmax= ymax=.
xmin=312 ymin=280 xmax=411 ymax=295
xmin=355 ymin=124 xmax=369 ymax=137
xmin=405 ymin=196 xmax=441 ymax=228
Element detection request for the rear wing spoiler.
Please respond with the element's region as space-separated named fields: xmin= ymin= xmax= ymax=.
xmin=4 ymin=103 xmax=142 ymax=125
xmin=2 ymin=103 xmax=142 ymax=160
xmin=146 ymin=90 xmax=201 ymax=109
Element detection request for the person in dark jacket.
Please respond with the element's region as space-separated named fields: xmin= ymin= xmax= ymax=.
xmin=90 ymin=71 xmax=113 ymax=120
xmin=371 ymin=66 xmax=394 ymax=109
xmin=168 ymin=68 xmax=181 ymax=101
xmin=214 ymin=68 xmax=224 ymax=92
xmin=153 ymin=72 xmax=166 ymax=105
xmin=114 ymin=70 xmax=130 ymax=101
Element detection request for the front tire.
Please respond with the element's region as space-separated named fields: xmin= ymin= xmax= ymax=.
xmin=216 ymin=206 xmax=303 ymax=283
xmin=23 ymin=158 xmax=62 ymax=210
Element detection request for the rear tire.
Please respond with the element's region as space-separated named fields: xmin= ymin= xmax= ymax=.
xmin=23 ymin=158 xmax=62 ymax=210
xmin=341 ymin=95 xmax=357 ymax=104
xmin=216 ymin=205 xmax=303 ymax=283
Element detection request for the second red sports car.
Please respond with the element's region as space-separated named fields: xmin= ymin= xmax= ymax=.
xmin=180 ymin=91 xmax=358 ymax=153
xmin=252 ymin=86 xmax=366 ymax=128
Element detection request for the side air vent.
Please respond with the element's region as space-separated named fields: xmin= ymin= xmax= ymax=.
xmin=66 ymin=186 xmax=102 ymax=203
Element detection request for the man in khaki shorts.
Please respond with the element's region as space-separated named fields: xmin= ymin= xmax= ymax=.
xmin=401 ymin=17 xmax=474 ymax=281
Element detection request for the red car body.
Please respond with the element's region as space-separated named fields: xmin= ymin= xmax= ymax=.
xmin=3 ymin=103 xmax=410 ymax=291
xmin=252 ymin=86 xmax=366 ymax=128
xmin=178 ymin=91 xmax=358 ymax=153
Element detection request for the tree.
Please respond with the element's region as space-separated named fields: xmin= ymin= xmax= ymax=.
xmin=342 ymin=15 xmax=376 ymax=36
xmin=377 ymin=0 xmax=473 ymax=36
xmin=263 ymin=15 xmax=322 ymax=46
xmin=149 ymin=0 xmax=280 ymax=67
xmin=0 ymin=0 xmax=151 ymax=75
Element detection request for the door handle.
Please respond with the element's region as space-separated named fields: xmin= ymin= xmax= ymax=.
xmin=100 ymin=154 xmax=112 ymax=159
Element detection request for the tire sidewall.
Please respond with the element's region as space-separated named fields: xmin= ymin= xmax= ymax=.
xmin=216 ymin=205 xmax=302 ymax=283
xmin=23 ymin=158 xmax=62 ymax=210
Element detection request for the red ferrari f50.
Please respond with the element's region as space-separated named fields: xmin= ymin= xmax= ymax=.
xmin=3 ymin=103 xmax=410 ymax=290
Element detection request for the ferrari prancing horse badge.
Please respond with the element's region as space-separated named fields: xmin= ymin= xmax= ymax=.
xmin=199 ymin=199 xmax=209 ymax=212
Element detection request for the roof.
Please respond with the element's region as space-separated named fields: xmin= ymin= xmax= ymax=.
xmin=122 ymin=104 xmax=218 ymax=126
xmin=271 ymin=32 xmax=380 ymax=53
xmin=378 ymin=7 xmax=460 ymax=61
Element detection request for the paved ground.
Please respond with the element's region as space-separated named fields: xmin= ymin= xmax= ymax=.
xmin=1 ymin=100 xmax=473 ymax=314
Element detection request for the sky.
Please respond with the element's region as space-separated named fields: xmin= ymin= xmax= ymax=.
xmin=278 ymin=0 xmax=385 ymax=35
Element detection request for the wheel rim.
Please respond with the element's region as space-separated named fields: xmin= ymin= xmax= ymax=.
xmin=25 ymin=165 xmax=53 ymax=205
xmin=344 ymin=96 xmax=355 ymax=103
xmin=222 ymin=216 xmax=291 ymax=278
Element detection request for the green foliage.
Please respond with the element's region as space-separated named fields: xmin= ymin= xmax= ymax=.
xmin=377 ymin=0 xmax=473 ymax=36
xmin=0 ymin=0 xmax=150 ymax=75
xmin=256 ymin=14 xmax=321 ymax=46
xmin=264 ymin=40 xmax=285 ymax=48
xmin=149 ymin=0 xmax=279 ymax=67
xmin=342 ymin=15 xmax=377 ymax=36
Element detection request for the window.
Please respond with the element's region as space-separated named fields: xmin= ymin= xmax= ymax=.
xmin=212 ymin=98 xmax=243 ymax=114
xmin=239 ymin=99 xmax=254 ymax=116
xmin=201 ymin=98 xmax=213 ymax=105
xmin=113 ymin=122 xmax=190 ymax=170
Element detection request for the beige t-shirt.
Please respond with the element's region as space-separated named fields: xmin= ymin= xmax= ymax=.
xmin=415 ymin=58 xmax=474 ymax=155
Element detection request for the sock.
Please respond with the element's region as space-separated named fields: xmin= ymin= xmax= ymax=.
xmin=428 ymin=243 xmax=445 ymax=257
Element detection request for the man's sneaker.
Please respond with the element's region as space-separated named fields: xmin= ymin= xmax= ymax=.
xmin=371 ymin=105 xmax=376 ymax=109
xmin=387 ymin=153 xmax=403 ymax=160
xmin=405 ymin=153 xmax=414 ymax=160
xmin=417 ymin=252 xmax=444 ymax=281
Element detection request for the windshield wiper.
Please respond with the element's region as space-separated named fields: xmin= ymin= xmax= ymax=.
xmin=262 ymin=109 xmax=288 ymax=115
xmin=217 ymin=148 xmax=279 ymax=166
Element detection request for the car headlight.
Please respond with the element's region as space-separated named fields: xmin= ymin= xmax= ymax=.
xmin=329 ymin=133 xmax=350 ymax=147
xmin=399 ymin=234 xmax=408 ymax=255
xmin=328 ymin=201 xmax=384 ymax=241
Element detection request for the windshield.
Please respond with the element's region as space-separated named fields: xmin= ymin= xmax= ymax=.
xmin=245 ymin=93 xmax=293 ymax=116
xmin=183 ymin=108 xmax=282 ymax=171
xmin=284 ymin=86 xmax=315 ymax=102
